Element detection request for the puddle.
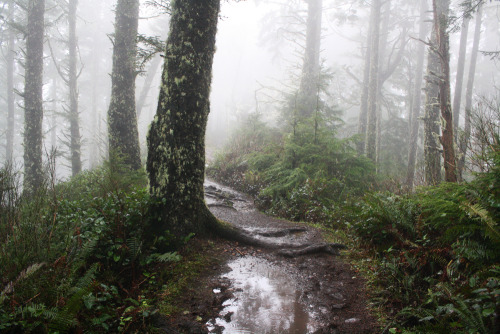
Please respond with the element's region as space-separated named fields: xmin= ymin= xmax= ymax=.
xmin=208 ymin=256 xmax=320 ymax=333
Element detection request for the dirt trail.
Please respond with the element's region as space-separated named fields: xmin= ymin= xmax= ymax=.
xmin=157 ymin=181 xmax=378 ymax=333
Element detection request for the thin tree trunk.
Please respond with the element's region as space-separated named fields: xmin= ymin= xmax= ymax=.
xmin=375 ymin=0 xmax=391 ymax=168
xmin=147 ymin=0 xmax=221 ymax=238
xmin=423 ymin=27 xmax=441 ymax=185
xmin=6 ymin=1 xmax=15 ymax=163
xmin=68 ymin=0 xmax=82 ymax=175
xmin=23 ymin=0 xmax=45 ymax=194
xmin=406 ymin=0 xmax=429 ymax=189
xmin=434 ymin=0 xmax=457 ymax=183
xmin=51 ymin=76 xmax=57 ymax=150
xmin=356 ymin=1 xmax=376 ymax=156
xmin=89 ymin=49 xmax=99 ymax=169
xmin=108 ymin=0 xmax=141 ymax=170
xmin=298 ymin=0 xmax=322 ymax=118
xmin=458 ymin=4 xmax=483 ymax=180
xmin=364 ymin=0 xmax=382 ymax=162
xmin=452 ymin=16 xmax=470 ymax=134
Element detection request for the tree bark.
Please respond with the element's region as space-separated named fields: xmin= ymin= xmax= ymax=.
xmin=68 ymin=0 xmax=82 ymax=176
xmin=434 ymin=0 xmax=457 ymax=183
xmin=357 ymin=36 xmax=371 ymax=155
xmin=298 ymin=0 xmax=322 ymax=119
xmin=423 ymin=25 xmax=442 ymax=185
xmin=458 ymin=4 xmax=483 ymax=180
xmin=364 ymin=0 xmax=382 ymax=162
xmin=452 ymin=16 xmax=470 ymax=135
xmin=23 ymin=0 xmax=45 ymax=194
xmin=108 ymin=0 xmax=141 ymax=170
xmin=147 ymin=0 xmax=221 ymax=238
xmin=6 ymin=0 xmax=15 ymax=163
xmin=406 ymin=0 xmax=429 ymax=189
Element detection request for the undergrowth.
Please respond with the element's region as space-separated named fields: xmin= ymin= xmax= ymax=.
xmin=348 ymin=144 xmax=500 ymax=333
xmin=0 ymin=161 xmax=195 ymax=333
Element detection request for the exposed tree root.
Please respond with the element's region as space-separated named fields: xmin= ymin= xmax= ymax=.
xmin=255 ymin=227 xmax=308 ymax=238
xmin=277 ymin=243 xmax=347 ymax=257
xmin=207 ymin=203 xmax=236 ymax=210
xmin=204 ymin=208 xmax=346 ymax=257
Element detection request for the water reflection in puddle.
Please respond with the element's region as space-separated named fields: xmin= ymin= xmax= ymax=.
xmin=209 ymin=256 xmax=319 ymax=333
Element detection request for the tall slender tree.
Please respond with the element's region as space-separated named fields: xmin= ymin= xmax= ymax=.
xmin=108 ymin=0 xmax=141 ymax=170
xmin=433 ymin=0 xmax=457 ymax=182
xmin=423 ymin=18 xmax=442 ymax=185
xmin=452 ymin=16 xmax=470 ymax=134
xmin=6 ymin=0 xmax=16 ymax=163
xmin=67 ymin=0 xmax=82 ymax=175
xmin=458 ymin=4 xmax=483 ymax=179
xmin=406 ymin=0 xmax=429 ymax=189
xmin=356 ymin=15 xmax=372 ymax=155
xmin=298 ymin=0 xmax=323 ymax=118
xmin=364 ymin=0 xmax=382 ymax=162
xmin=23 ymin=0 xmax=45 ymax=194
xmin=147 ymin=0 xmax=221 ymax=237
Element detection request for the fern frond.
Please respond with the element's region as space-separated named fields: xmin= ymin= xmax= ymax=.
xmin=127 ymin=236 xmax=143 ymax=260
xmin=152 ymin=252 xmax=182 ymax=263
xmin=1 ymin=262 xmax=46 ymax=303
xmin=462 ymin=202 xmax=500 ymax=242
xmin=49 ymin=263 xmax=99 ymax=332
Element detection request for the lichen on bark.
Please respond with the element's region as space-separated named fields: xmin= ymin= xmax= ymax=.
xmin=147 ymin=0 xmax=221 ymax=239
xmin=108 ymin=0 xmax=142 ymax=170
xmin=23 ymin=0 xmax=45 ymax=195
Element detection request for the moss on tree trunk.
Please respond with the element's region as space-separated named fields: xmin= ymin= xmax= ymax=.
xmin=24 ymin=0 xmax=45 ymax=194
xmin=147 ymin=0 xmax=221 ymax=239
xmin=108 ymin=0 xmax=141 ymax=170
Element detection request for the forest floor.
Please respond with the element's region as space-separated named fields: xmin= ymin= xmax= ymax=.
xmin=155 ymin=181 xmax=379 ymax=334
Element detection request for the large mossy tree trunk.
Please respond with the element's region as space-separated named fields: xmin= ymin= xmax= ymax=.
xmin=108 ymin=0 xmax=141 ymax=170
xmin=68 ymin=0 xmax=82 ymax=176
xmin=433 ymin=0 xmax=457 ymax=183
xmin=147 ymin=0 xmax=221 ymax=239
xmin=23 ymin=0 xmax=45 ymax=194
xmin=423 ymin=28 xmax=442 ymax=185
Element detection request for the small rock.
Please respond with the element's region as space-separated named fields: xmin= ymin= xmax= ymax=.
xmin=331 ymin=293 xmax=344 ymax=300
xmin=344 ymin=318 xmax=360 ymax=324
xmin=331 ymin=303 xmax=346 ymax=310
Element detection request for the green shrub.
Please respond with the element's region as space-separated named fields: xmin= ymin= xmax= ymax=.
xmin=0 ymin=162 xmax=175 ymax=333
xmin=350 ymin=153 xmax=500 ymax=333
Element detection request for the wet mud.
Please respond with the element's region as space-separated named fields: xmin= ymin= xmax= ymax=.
xmin=156 ymin=181 xmax=378 ymax=333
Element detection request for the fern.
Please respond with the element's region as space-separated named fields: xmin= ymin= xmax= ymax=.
xmin=152 ymin=252 xmax=182 ymax=263
xmin=0 ymin=262 xmax=46 ymax=304
xmin=461 ymin=202 xmax=500 ymax=242
xmin=127 ymin=236 xmax=143 ymax=260
xmin=49 ymin=263 xmax=99 ymax=332
xmin=452 ymin=298 xmax=488 ymax=334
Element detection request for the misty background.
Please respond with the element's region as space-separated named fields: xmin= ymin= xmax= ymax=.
xmin=1 ymin=0 xmax=499 ymax=180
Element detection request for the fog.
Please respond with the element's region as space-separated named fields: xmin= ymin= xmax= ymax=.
xmin=1 ymin=0 xmax=499 ymax=180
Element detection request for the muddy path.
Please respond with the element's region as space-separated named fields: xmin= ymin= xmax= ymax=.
xmin=157 ymin=181 xmax=378 ymax=333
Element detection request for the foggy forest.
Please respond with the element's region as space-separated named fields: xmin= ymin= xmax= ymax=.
xmin=0 ymin=0 xmax=499 ymax=333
